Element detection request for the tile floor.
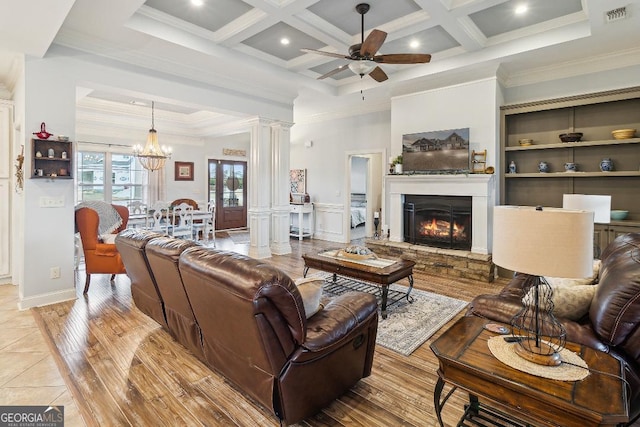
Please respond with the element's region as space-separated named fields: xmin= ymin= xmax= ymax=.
xmin=0 ymin=283 xmax=85 ymax=426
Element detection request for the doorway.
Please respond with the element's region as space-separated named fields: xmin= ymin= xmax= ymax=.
xmin=350 ymin=156 xmax=369 ymax=241
xmin=208 ymin=159 xmax=247 ymax=230
xmin=346 ymin=151 xmax=384 ymax=242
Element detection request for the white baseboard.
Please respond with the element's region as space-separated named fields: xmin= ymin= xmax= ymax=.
xmin=18 ymin=288 xmax=77 ymax=310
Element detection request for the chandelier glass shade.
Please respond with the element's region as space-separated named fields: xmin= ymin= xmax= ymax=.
xmin=348 ymin=60 xmax=376 ymax=76
xmin=133 ymin=101 xmax=172 ymax=171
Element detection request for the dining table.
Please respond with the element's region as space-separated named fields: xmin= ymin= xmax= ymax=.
xmin=128 ymin=209 xmax=212 ymax=229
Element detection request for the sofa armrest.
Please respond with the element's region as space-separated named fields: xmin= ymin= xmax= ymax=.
xmin=294 ymin=292 xmax=378 ymax=361
xmin=466 ymin=293 xmax=523 ymax=324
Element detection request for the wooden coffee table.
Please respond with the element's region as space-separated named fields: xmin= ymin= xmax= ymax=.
xmin=430 ymin=316 xmax=629 ymax=427
xmin=302 ymin=250 xmax=415 ymax=319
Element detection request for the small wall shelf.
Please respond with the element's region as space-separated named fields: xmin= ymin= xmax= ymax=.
xmin=31 ymin=138 xmax=73 ymax=179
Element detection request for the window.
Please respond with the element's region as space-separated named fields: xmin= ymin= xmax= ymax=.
xmin=76 ymin=151 xmax=146 ymax=208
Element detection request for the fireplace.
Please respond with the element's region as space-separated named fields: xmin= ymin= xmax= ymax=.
xmin=385 ymin=174 xmax=494 ymax=254
xmin=404 ymin=195 xmax=472 ymax=250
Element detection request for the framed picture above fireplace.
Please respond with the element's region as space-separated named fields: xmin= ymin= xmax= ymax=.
xmin=402 ymin=128 xmax=470 ymax=173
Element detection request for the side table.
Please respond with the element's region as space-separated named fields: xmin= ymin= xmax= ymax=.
xmin=430 ymin=316 xmax=629 ymax=427
xmin=290 ymin=203 xmax=314 ymax=240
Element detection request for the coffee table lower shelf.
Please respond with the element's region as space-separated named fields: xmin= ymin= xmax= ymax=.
xmin=321 ymin=274 xmax=414 ymax=316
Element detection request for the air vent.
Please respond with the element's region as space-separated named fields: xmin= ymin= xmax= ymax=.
xmin=605 ymin=6 xmax=628 ymax=23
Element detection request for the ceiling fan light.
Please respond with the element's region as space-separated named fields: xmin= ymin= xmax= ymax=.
xmin=348 ymin=60 xmax=376 ymax=76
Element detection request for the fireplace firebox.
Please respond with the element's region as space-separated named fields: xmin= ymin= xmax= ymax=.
xmin=403 ymin=195 xmax=472 ymax=250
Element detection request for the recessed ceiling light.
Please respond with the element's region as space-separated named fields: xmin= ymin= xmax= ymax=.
xmin=191 ymin=0 xmax=204 ymax=6
xmin=515 ymin=4 xmax=528 ymax=15
xmin=280 ymin=38 xmax=290 ymax=46
xmin=410 ymin=40 xmax=420 ymax=49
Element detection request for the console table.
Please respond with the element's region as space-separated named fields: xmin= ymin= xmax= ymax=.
xmin=430 ymin=316 xmax=629 ymax=427
xmin=290 ymin=203 xmax=314 ymax=240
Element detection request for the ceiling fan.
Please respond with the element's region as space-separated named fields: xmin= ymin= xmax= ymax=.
xmin=301 ymin=3 xmax=431 ymax=82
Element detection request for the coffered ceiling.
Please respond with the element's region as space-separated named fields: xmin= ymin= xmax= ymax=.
xmin=1 ymin=0 xmax=639 ymax=121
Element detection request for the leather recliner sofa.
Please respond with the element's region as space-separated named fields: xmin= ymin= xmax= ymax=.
xmin=467 ymin=232 xmax=640 ymax=424
xmin=115 ymin=230 xmax=379 ymax=425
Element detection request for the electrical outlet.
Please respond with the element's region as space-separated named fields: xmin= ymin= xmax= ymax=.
xmin=50 ymin=267 xmax=61 ymax=279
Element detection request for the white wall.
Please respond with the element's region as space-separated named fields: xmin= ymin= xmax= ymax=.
xmin=503 ymin=65 xmax=640 ymax=105
xmin=291 ymin=110 xmax=391 ymax=242
xmin=350 ymin=156 xmax=367 ymax=194
xmin=165 ymin=145 xmax=207 ymax=207
xmin=16 ymin=48 xmax=293 ymax=308
xmin=391 ymin=77 xmax=500 ymax=168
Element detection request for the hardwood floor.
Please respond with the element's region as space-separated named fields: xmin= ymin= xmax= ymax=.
xmin=32 ymin=234 xmax=516 ymax=426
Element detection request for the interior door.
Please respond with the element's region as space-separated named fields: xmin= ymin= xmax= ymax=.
xmin=208 ymin=159 xmax=247 ymax=230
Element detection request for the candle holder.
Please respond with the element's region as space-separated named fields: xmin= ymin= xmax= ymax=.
xmin=373 ymin=216 xmax=380 ymax=239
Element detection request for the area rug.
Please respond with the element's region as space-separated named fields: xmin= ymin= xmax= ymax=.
xmin=314 ymin=273 xmax=468 ymax=356
xmin=227 ymin=230 xmax=250 ymax=244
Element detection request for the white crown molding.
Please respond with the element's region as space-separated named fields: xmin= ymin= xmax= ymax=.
xmin=503 ymin=46 xmax=640 ymax=88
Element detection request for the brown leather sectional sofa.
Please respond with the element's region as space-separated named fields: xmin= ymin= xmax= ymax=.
xmin=115 ymin=229 xmax=379 ymax=425
xmin=467 ymin=232 xmax=640 ymax=424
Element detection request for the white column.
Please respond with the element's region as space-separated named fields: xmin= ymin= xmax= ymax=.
xmin=270 ymin=122 xmax=293 ymax=255
xmin=248 ymin=118 xmax=273 ymax=259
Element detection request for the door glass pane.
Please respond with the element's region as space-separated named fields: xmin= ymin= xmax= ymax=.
xmin=222 ymin=163 xmax=243 ymax=207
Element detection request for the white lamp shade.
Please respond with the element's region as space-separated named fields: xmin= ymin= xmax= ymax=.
xmin=493 ymin=206 xmax=594 ymax=278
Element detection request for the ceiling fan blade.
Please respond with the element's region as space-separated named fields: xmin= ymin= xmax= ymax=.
xmin=300 ymin=48 xmax=349 ymax=60
xmin=361 ymin=29 xmax=387 ymax=57
xmin=317 ymin=65 xmax=349 ymax=80
xmin=374 ymin=53 xmax=432 ymax=64
xmin=369 ymin=66 xmax=388 ymax=82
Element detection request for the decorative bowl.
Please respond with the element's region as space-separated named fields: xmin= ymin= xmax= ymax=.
xmin=518 ymin=138 xmax=533 ymax=146
xmin=611 ymin=129 xmax=636 ymax=140
xmin=610 ymin=210 xmax=629 ymax=220
xmin=337 ymin=246 xmax=376 ymax=260
xmin=559 ymin=132 xmax=583 ymax=143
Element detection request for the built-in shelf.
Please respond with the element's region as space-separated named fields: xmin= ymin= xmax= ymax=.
xmin=505 ymin=171 xmax=640 ymax=178
xmin=505 ymin=138 xmax=640 ymax=151
xmin=500 ymin=86 xmax=640 ymax=234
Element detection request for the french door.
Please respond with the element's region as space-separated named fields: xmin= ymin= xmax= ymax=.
xmin=208 ymin=159 xmax=247 ymax=230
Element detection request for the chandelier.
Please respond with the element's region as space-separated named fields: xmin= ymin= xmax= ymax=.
xmin=133 ymin=101 xmax=172 ymax=171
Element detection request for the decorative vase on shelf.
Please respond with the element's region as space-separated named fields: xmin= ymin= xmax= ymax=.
xmin=508 ymin=161 xmax=517 ymax=174
xmin=599 ymin=158 xmax=613 ymax=172
xmin=538 ymin=161 xmax=549 ymax=173
xmin=394 ymin=163 xmax=403 ymax=174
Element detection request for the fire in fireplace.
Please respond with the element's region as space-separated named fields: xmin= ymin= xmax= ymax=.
xmin=404 ymin=195 xmax=472 ymax=250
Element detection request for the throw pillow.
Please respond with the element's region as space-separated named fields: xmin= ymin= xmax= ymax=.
xmin=522 ymin=284 xmax=596 ymax=321
xmin=544 ymin=259 xmax=601 ymax=287
xmin=100 ymin=234 xmax=117 ymax=245
xmin=294 ymin=277 xmax=324 ymax=318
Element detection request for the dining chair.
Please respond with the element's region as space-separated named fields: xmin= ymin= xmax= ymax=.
xmin=192 ymin=202 xmax=215 ymax=244
xmin=171 ymin=203 xmax=194 ymax=239
xmin=147 ymin=206 xmax=170 ymax=235
xmin=128 ymin=201 xmax=149 ymax=228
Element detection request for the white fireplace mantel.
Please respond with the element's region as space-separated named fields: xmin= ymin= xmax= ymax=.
xmin=385 ymin=174 xmax=495 ymax=254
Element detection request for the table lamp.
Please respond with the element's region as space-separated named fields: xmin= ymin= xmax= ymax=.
xmin=493 ymin=206 xmax=594 ymax=366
